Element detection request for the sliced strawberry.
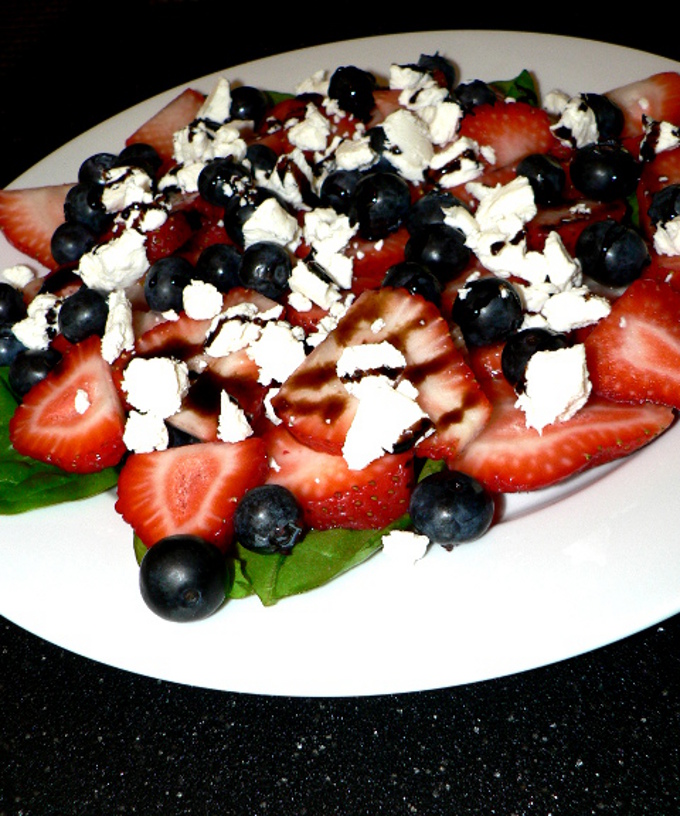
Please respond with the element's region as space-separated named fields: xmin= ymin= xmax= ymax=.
xmin=637 ymin=144 xmax=680 ymax=241
xmin=125 ymin=87 xmax=206 ymax=173
xmin=271 ymin=287 xmax=491 ymax=462
xmin=115 ymin=437 xmax=269 ymax=551
xmin=0 ymin=183 xmax=73 ymax=270
xmin=585 ymin=276 xmax=680 ymax=408
xmin=134 ymin=311 xmax=217 ymax=358
xmin=457 ymin=100 xmax=561 ymax=170
xmin=262 ymin=421 xmax=413 ymax=530
xmin=606 ymin=72 xmax=680 ymax=140
xmin=9 ymin=335 xmax=126 ymax=473
xmin=451 ymin=343 xmax=674 ymax=492
xmin=348 ymin=226 xmax=410 ymax=294
xmin=144 ymin=211 xmax=194 ymax=264
xmin=526 ymin=198 xmax=628 ymax=256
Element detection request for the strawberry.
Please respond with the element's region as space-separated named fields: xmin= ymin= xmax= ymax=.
xmin=115 ymin=437 xmax=269 ymax=551
xmin=144 ymin=211 xmax=194 ymax=263
xmin=606 ymin=71 xmax=680 ymax=140
xmin=451 ymin=343 xmax=674 ymax=492
xmin=125 ymin=87 xmax=206 ymax=173
xmin=457 ymin=100 xmax=561 ymax=170
xmin=348 ymin=227 xmax=410 ymax=294
xmin=134 ymin=310 xmax=217 ymax=358
xmin=637 ymin=144 xmax=680 ymax=242
xmin=261 ymin=421 xmax=413 ymax=530
xmin=271 ymin=287 xmax=491 ymax=461
xmin=0 ymin=183 xmax=73 ymax=270
xmin=8 ymin=335 xmax=127 ymax=473
xmin=525 ymin=198 xmax=628 ymax=256
xmin=584 ymin=276 xmax=680 ymax=408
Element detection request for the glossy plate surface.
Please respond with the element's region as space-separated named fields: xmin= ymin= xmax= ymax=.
xmin=2 ymin=31 xmax=680 ymax=697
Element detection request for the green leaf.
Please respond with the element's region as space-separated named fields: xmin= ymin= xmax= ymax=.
xmin=234 ymin=515 xmax=411 ymax=606
xmin=491 ymin=69 xmax=539 ymax=106
xmin=0 ymin=367 xmax=119 ymax=514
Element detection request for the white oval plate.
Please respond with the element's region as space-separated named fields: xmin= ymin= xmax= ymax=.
xmin=2 ymin=31 xmax=680 ymax=697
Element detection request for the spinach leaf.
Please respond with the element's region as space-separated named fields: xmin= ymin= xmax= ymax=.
xmin=491 ymin=69 xmax=539 ymax=106
xmin=0 ymin=367 xmax=119 ymax=514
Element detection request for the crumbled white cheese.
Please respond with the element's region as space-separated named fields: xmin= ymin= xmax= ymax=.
xmin=429 ymin=136 xmax=485 ymax=188
xmin=74 ymin=388 xmax=91 ymax=415
xmin=11 ymin=293 xmax=60 ymax=350
xmin=515 ymin=344 xmax=592 ymax=433
xmin=0 ymin=263 xmax=35 ymax=289
xmin=217 ymin=390 xmax=253 ymax=443
xmin=654 ymin=217 xmax=680 ymax=256
xmin=123 ymin=409 xmax=169 ymax=454
xmin=100 ymin=289 xmax=135 ymax=364
xmin=641 ymin=116 xmax=680 ymax=156
xmin=241 ymin=196 xmax=301 ymax=251
xmin=100 ymin=166 xmax=154 ymax=213
xmin=333 ymin=134 xmax=377 ymax=172
xmin=381 ymin=528 xmax=430 ymax=565
xmin=288 ymin=260 xmax=342 ymax=312
xmin=182 ymin=279 xmax=224 ymax=320
xmin=287 ymin=103 xmax=332 ymax=152
xmin=380 ymin=108 xmax=434 ymax=182
xmin=121 ymin=356 xmax=190 ymax=418
xmin=77 ymin=228 xmax=149 ymax=291
xmin=336 ymin=340 xmax=406 ymax=380
xmin=549 ymin=94 xmax=599 ymax=148
xmin=246 ymin=320 xmax=306 ymax=385
xmin=197 ymin=77 xmax=232 ymax=123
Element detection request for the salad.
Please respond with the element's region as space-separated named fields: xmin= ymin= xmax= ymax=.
xmin=1 ymin=48 xmax=680 ymax=624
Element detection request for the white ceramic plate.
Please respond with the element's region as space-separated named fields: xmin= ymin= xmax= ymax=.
xmin=2 ymin=31 xmax=680 ymax=698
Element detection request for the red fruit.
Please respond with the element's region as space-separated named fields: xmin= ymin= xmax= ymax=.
xmin=115 ymin=437 xmax=269 ymax=551
xmin=348 ymin=226 xmax=410 ymax=294
xmin=0 ymin=183 xmax=73 ymax=270
xmin=134 ymin=311 xmax=218 ymax=358
xmin=606 ymin=72 xmax=680 ymax=139
xmin=526 ymin=198 xmax=628 ymax=256
xmin=451 ymin=344 xmax=674 ymax=492
xmin=585 ymin=277 xmax=680 ymax=408
xmin=262 ymin=421 xmax=413 ymax=530
xmin=637 ymin=145 xmax=680 ymax=241
xmin=125 ymin=87 xmax=206 ymax=172
xmin=9 ymin=335 xmax=127 ymax=473
xmin=458 ymin=100 xmax=561 ymax=170
xmin=144 ymin=211 xmax=194 ymax=263
xmin=271 ymin=287 xmax=491 ymax=462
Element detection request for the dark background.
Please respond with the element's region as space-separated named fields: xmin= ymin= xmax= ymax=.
xmin=2 ymin=4 xmax=680 ymax=815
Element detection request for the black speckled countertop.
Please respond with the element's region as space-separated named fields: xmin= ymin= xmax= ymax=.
xmin=2 ymin=6 xmax=680 ymax=814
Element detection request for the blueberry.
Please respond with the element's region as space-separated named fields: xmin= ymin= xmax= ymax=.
xmin=328 ymin=65 xmax=376 ymax=121
xmin=245 ymin=143 xmax=278 ymax=178
xmin=194 ymin=243 xmax=241 ymax=293
xmin=319 ymin=169 xmax=363 ymax=215
xmin=581 ymin=93 xmax=624 ymax=141
xmin=405 ymin=189 xmax=466 ymax=234
xmin=50 ymin=221 xmax=97 ymax=266
xmin=382 ymin=260 xmax=442 ymax=305
xmin=63 ymin=182 xmax=112 ymax=234
xmin=234 ymin=484 xmax=304 ymax=555
xmin=238 ymin=241 xmax=292 ymax=299
xmin=501 ymin=327 xmax=569 ymax=393
xmin=198 ymin=157 xmax=252 ymax=207
xmin=404 ymin=222 xmax=471 ymax=283
xmin=569 ymin=141 xmax=641 ymax=202
xmin=647 ymin=183 xmax=680 ymax=226
xmin=58 ymin=286 xmax=109 ymax=344
xmin=0 ymin=325 xmax=26 ymax=366
xmin=575 ymin=219 xmax=650 ymax=287
xmin=139 ymin=534 xmax=229 ymax=622
xmin=9 ymin=347 xmax=62 ymax=398
xmin=116 ymin=142 xmax=162 ymax=178
xmin=223 ymin=186 xmax=277 ymax=246
xmin=451 ymin=277 xmax=524 ymax=347
xmin=417 ymin=52 xmax=456 ymax=89
xmin=144 ymin=256 xmax=194 ymax=312
xmin=0 ymin=282 xmax=27 ymax=324
xmin=348 ymin=171 xmax=412 ymax=240
xmin=78 ymin=152 xmax=118 ymax=185
xmin=516 ymin=153 xmax=566 ymax=206
xmin=230 ymin=85 xmax=270 ymax=127
xmin=409 ymin=469 xmax=495 ymax=549
xmin=454 ymin=79 xmax=497 ymax=110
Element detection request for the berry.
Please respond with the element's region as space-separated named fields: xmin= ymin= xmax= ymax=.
xmin=194 ymin=242 xmax=241 ymax=292
xmin=50 ymin=221 xmax=97 ymax=266
xmin=405 ymin=189 xmax=466 ymax=234
xmin=234 ymin=484 xmax=304 ymax=554
xmin=417 ymin=52 xmax=456 ymax=89
xmin=409 ymin=469 xmax=495 ymax=549
xmin=198 ymin=157 xmax=252 ymax=207
xmin=238 ymin=241 xmax=292 ymax=299
xmin=647 ymin=183 xmax=680 ymax=225
xmin=144 ymin=256 xmax=194 ymax=312
xmin=328 ymin=65 xmax=376 ymax=121
xmin=245 ymin=143 xmax=278 ymax=177
xmin=0 ymin=282 xmax=27 ymax=324
xmin=116 ymin=142 xmax=162 ymax=178
xmin=348 ymin=171 xmax=412 ymax=240
xmin=501 ymin=327 xmax=569 ymax=393
xmin=582 ymin=92 xmax=625 ymax=141
xmin=230 ymin=85 xmax=270 ymax=127
xmin=78 ymin=152 xmax=118 ymax=185
xmin=451 ymin=277 xmax=524 ymax=347
xmin=223 ymin=186 xmax=276 ymax=246
xmin=139 ymin=534 xmax=229 ymax=622
xmin=63 ymin=182 xmax=111 ymax=234
xmin=569 ymin=141 xmax=641 ymax=201
xmin=382 ymin=260 xmax=442 ymax=304
xmin=58 ymin=285 xmax=109 ymax=344
xmin=404 ymin=222 xmax=471 ymax=283
xmin=516 ymin=153 xmax=566 ymax=206
xmin=319 ymin=168 xmax=362 ymax=214
xmin=9 ymin=347 xmax=62 ymax=398
xmin=454 ymin=79 xmax=497 ymax=110
xmin=0 ymin=325 xmax=26 ymax=366
xmin=575 ymin=219 xmax=650 ymax=286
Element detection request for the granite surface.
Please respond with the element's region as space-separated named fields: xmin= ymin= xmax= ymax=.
xmin=2 ymin=5 xmax=680 ymax=814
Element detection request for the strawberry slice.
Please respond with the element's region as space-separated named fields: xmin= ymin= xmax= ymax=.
xmin=584 ymin=277 xmax=680 ymax=408
xmin=526 ymin=198 xmax=628 ymax=256
xmin=144 ymin=211 xmax=194 ymax=264
xmin=125 ymin=87 xmax=206 ymax=173
xmin=637 ymin=144 xmax=680 ymax=242
xmin=348 ymin=226 xmax=410 ymax=294
xmin=457 ymin=100 xmax=561 ymax=170
xmin=8 ymin=335 xmax=127 ymax=473
xmin=451 ymin=343 xmax=674 ymax=492
xmin=0 ymin=183 xmax=73 ymax=270
xmin=115 ymin=437 xmax=269 ymax=551
xmin=606 ymin=72 xmax=680 ymax=140
xmin=262 ymin=421 xmax=413 ymax=530
xmin=271 ymin=287 xmax=491 ymax=461
xmin=134 ymin=311 xmax=217 ymax=358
